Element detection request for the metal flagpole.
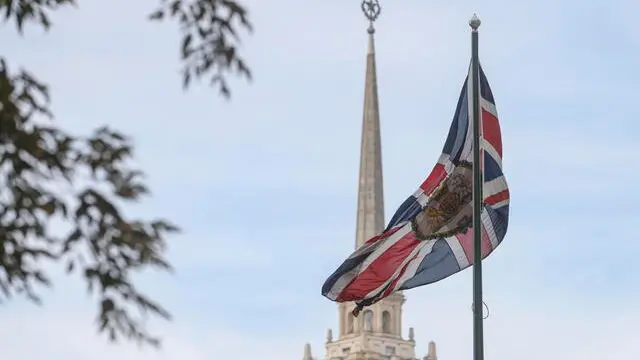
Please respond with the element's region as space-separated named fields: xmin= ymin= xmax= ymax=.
xmin=469 ymin=14 xmax=485 ymax=360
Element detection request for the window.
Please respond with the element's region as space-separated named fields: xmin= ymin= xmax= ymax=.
xmin=343 ymin=348 xmax=351 ymax=355
xmin=347 ymin=313 xmax=354 ymax=333
xmin=382 ymin=311 xmax=391 ymax=333
xmin=385 ymin=346 xmax=396 ymax=355
xmin=363 ymin=310 xmax=373 ymax=331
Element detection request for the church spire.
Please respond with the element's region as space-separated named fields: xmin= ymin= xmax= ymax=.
xmin=355 ymin=0 xmax=384 ymax=248
xmin=323 ymin=5 xmax=416 ymax=359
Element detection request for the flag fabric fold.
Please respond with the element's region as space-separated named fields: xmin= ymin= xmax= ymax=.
xmin=321 ymin=64 xmax=510 ymax=311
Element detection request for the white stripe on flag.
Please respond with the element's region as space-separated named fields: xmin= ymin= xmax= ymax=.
xmin=481 ymin=98 xmax=498 ymax=118
xmin=327 ymin=223 xmax=412 ymax=299
xmin=391 ymin=239 xmax=438 ymax=291
xmin=461 ymin=67 xmax=474 ymax=162
xmin=327 ymin=222 xmax=411 ymax=299
xmin=482 ymin=138 xmax=502 ymax=167
xmin=446 ymin=237 xmax=470 ymax=269
xmin=363 ymin=237 xmax=428 ymax=300
xmin=492 ymin=199 xmax=510 ymax=208
xmin=358 ymin=224 xmax=412 ymax=275
xmin=481 ymin=209 xmax=499 ymax=249
xmin=484 ymin=176 xmax=508 ymax=199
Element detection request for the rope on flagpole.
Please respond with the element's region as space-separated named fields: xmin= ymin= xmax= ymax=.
xmin=471 ymin=300 xmax=490 ymax=320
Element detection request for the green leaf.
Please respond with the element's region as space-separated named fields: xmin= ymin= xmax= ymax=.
xmin=181 ymin=33 xmax=193 ymax=57
xmin=148 ymin=10 xmax=164 ymax=21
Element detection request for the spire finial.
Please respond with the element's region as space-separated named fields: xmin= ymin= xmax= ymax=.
xmin=361 ymin=0 xmax=381 ymax=33
xmin=303 ymin=343 xmax=313 ymax=360
xmin=425 ymin=341 xmax=438 ymax=360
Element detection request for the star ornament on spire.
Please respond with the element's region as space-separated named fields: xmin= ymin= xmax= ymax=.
xmin=361 ymin=0 xmax=381 ymax=24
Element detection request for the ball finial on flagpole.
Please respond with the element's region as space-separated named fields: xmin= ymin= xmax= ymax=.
xmin=469 ymin=14 xmax=481 ymax=30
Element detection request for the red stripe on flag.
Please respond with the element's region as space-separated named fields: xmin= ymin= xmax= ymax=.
xmin=337 ymin=231 xmax=421 ymax=301
xmin=380 ymin=244 xmax=423 ymax=298
xmin=363 ymin=226 xmax=402 ymax=246
xmin=456 ymin=225 xmax=492 ymax=263
xmin=485 ymin=189 xmax=509 ymax=205
xmin=481 ymin=224 xmax=492 ymax=257
xmin=420 ymin=163 xmax=448 ymax=195
xmin=456 ymin=229 xmax=473 ymax=263
xmin=482 ymin=109 xmax=502 ymax=157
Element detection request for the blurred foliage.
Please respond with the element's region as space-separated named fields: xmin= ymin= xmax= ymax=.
xmin=149 ymin=0 xmax=252 ymax=96
xmin=0 ymin=0 xmax=252 ymax=347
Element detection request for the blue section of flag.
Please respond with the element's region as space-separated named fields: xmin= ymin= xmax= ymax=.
xmin=386 ymin=196 xmax=421 ymax=231
xmin=483 ymin=152 xmax=502 ymax=181
xmin=398 ymin=238 xmax=461 ymax=290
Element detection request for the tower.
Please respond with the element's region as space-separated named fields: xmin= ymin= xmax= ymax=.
xmin=297 ymin=2 xmax=436 ymax=360
xmin=302 ymin=1 xmax=438 ymax=360
xmin=323 ymin=2 xmax=416 ymax=359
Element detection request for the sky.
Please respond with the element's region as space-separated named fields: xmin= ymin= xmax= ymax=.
xmin=3 ymin=0 xmax=640 ymax=359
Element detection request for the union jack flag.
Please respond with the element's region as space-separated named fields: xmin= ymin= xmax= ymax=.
xmin=321 ymin=64 xmax=510 ymax=312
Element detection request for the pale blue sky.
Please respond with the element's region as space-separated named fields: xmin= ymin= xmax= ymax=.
xmin=3 ymin=0 xmax=640 ymax=359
